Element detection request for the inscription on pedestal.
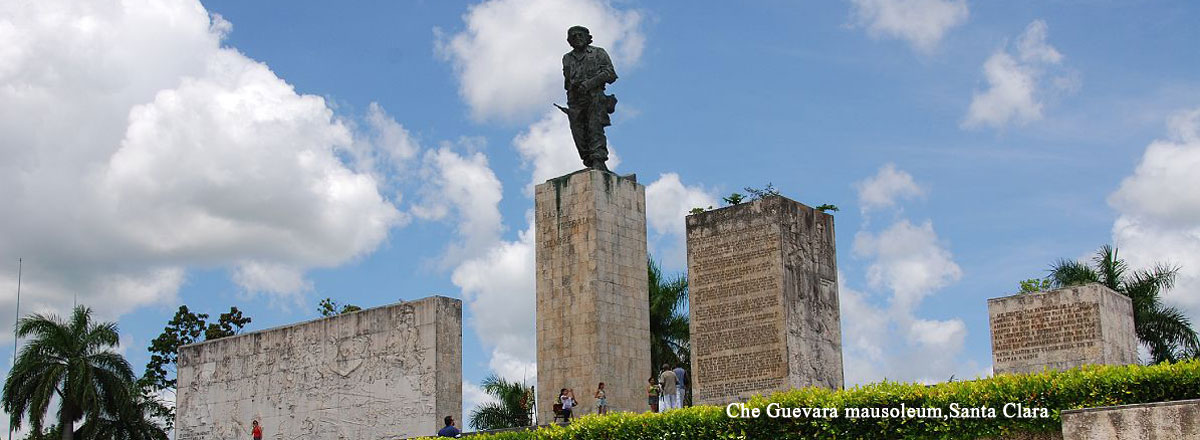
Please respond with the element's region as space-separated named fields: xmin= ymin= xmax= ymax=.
xmin=989 ymin=284 xmax=1137 ymax=374
xmin=688 ymin=196 xmax=843 ymax=406
xmin=992 ymin=302 xmax=1100 ymax=364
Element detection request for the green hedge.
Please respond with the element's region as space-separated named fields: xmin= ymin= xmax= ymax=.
xmin=430 ymin=361 xmax=1200 ymax=440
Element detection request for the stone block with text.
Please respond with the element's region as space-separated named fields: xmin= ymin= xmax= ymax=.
xmin=989 ymin=283 xmax=1137 ymax=375
xmin=535 ymin=169 xmax=651 ymax=421
xmin=687 ymin=195 xmax=844 ymax=406
xmin=176 ymin=296 xmax=462 ymax=439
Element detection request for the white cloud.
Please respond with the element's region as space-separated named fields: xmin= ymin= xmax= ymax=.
xmin=1110 ymin=108 xmax=1200 ymax=319
xmin=231 ymin=262 xmax=313 ymax=300
xmin=841 ymin=165 xmax=976 ymax=385
xmin=0 ymin=0 xmax=406 ymax=344
xmin=436 ymin=0 xmax=645 ymax=122
xmin=963 ymin=20 xmax=1073 ymax=129
xmin=854 ymin=163 xmax=924 ymax=214
xmin=849 ymin=0 xmax=969 ymax=53
xmin=451 ymin=219 xmax=537 ymax=370
xmin=645 ymin=173 xmax=719 ymax=238
xmin=412 ymin=146 xmax=504 ymax=268
xmin=513 ymin=110 xmax=620 ymax=196
xmin=854 ymin=219 xmax=963 ymax=309
xmin=644 ymin=173 xmax=719 ymax=269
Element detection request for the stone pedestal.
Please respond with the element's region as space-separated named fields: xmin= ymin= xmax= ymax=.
xmin=176 ymin=296 xmax=461 ymax=439
xmin=535 ymin=169 xmax=650 ymax=420
xmin=686 ymin=196 xmax=843 ymax=406
xmin=989 ymin=283 xmax=1137 ymax=375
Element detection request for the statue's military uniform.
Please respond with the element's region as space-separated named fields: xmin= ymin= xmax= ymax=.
xmin=562 ymin=45 xmax=617 ymax=168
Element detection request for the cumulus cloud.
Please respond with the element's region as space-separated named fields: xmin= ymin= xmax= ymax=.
xmin=644 ymin=173 xmax=719 ymax=269
xmin=854 ymin=163 xmax=925 ymax=214
xmin=849 ymin=0 xmax=969 ymax=53
xmin=1109 ymin=108 xmax=1200 ymax=320
xmin=963 ymin=20 xmax=1074 ymax=129
xmin=436 ymin=0 xmax=645 ymax=122
xmin=841 ymin=165 xmax=976 ymax=385
xmin=854 ymin=220 xmax=963 ymax=309
xmin=451 ymin=218 xmax=537 ymax=380
xmin=0 ymin=0 xmax=406 ymax=343
xmin=412 ymin=146 xmax=504 ymax=268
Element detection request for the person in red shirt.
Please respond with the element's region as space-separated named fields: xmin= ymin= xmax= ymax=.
xmin=251 ymin=420 xmax=263 ymax=440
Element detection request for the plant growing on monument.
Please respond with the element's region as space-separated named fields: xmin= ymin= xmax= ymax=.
xmin=721 ymin=193 xmax=745 ymax=205
xmin=2 ymin=305 xmax=150 ymax=440
xmin=1018 ymin=277 xmax=1052 ymax=294
xmin=744 ymin=183 xmax=781 ymax=200
xmin=1047 ymin=245 xmax=1199 ymax=363
xmin=648 ymin=257 xmax=689 ymax=377
xmin=468 ymin=374 xmax=534 ymax=430
xmin=815 ymin=203 xmax=839 ymax=212
xmin=318 ymin=297 xmax=363 ymax=317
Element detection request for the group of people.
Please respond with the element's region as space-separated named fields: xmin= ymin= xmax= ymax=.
xmin=555 ymin=381 xmax=609 ymax=423
xmin=649 ymin=363 xmax=687 ymax=412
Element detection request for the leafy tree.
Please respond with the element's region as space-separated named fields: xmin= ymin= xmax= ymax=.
xmin=648 ymin=257 xmax=689 ymax=375
xmin=1018 ymin=278 xmax=1052 ymax=293
xmin=19 ymin=425 xmax=61 ymax=440
xmin=204 ymin=307 xmax=252 ymax=340
xmin=77 ymin=384 xmax=170 ymax=440
xmin=468 ymin=375 xmax=533 ymax=430
xmin=142 ymin=305 xmax=250 ymax=430
xmin=2 ymin=305 xmax=137 ymax=440
xmin=1049 ymin=245 xmax=1199 ymax=363
xmin=318 ymin=298 xmax=363 ymax=317
xmin=722 ymin=193 xmax=745 ymax=205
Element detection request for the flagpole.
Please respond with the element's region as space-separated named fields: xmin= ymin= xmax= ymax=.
xmin=9 ymin=258 xmax=21 ymax=440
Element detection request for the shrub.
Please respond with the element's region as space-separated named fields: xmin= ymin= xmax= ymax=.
xmin=422 ymin=361 xmax=1200 ymax=440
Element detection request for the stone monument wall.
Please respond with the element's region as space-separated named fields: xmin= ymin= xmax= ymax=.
xmin=535 ymin=169 xmax=650 ymax=421
xmin=1061 ymin=399 xmax=1200 ymax=439
xmin=176 ymin=296 xmax=462 ymax=439
xmin=988 ymin=283 xmax=1136 ymax=375
xmin=687 ymin=196 xmax=843 ymax=406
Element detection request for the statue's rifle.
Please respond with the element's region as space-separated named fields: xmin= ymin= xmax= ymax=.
xmin=553 ymin=103 xmax=579 ymax=118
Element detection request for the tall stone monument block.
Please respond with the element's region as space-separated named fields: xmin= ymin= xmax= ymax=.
xmin=176 ymin=296 xmax=461 ymax=439
xmin=687 ymin=195 xmax=843 ymax=406
xmin=989 ymin=283 xmax=1137 ymax=375
xmin=535 ymin=169 xmax=650 ymax=420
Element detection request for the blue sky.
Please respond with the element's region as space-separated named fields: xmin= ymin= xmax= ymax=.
xmin=3 ymin=0 xmax=1200 ymax=429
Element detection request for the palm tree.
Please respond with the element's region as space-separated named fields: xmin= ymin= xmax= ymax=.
xmin=3 ymin=305 xmax=137 ymax=440
xmin=77 ymin=384 xmax=170 ymax=440
xmin=468 ymin=374 xmax=533 ymax=430
xmin=648 ymin=257 xmax=689 ymax=375
xmin=1049 ymin=245 xmax=1199 ymax=364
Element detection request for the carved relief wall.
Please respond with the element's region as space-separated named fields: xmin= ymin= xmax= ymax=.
xmin=177 ymin=296 xmax=461 ymax=439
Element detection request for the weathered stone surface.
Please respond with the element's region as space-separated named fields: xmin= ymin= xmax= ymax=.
xmin=686 ymin=196 xmax=843 ymax=406
xmin=177 ymin=296 xmax=462 ymax=439
xmin=535 ymin=169 xmax=650 ymax=421
xmin=988 ymin=284 xmax=1136 ymax=375
xmin=1062 ymin=399 xmax=1200 ymax=439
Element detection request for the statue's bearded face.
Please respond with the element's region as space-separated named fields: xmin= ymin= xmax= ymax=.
xmin=567 ymin=29 xmax=590 ymax=50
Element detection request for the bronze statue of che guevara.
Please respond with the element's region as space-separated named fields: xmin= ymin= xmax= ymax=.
xmin=556 ymin=26 xmax=618 ymax=172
